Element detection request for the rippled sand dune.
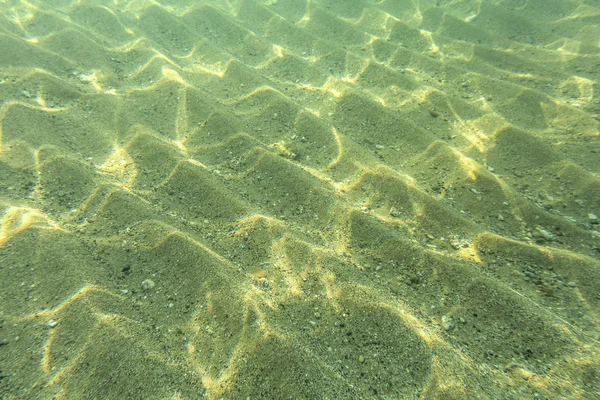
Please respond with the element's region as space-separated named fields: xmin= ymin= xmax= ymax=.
xmin=1 ymin=0 xmax=599 ymax=398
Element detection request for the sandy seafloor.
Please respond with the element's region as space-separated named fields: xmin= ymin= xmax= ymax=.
xmin=0 ymin=0 xmax=599 ymax=398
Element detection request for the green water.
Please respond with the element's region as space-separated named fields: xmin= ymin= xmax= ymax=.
xmin=1 ymin=1 xmax=599 ymax=399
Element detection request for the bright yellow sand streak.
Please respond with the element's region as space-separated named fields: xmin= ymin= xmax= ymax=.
xmin=0 ymin=206 xmax=66 ymax=246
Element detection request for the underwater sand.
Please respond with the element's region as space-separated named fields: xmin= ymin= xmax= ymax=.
xmin=1 ymin=0 xmax=599 ymax=399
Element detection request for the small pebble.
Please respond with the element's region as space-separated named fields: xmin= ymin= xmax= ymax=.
xmin=588 ymin=213 xmax=599 ymax=224
xmin=534 ymin=228 xmax=554 ymax=241
xmin=141 ymin=279 xmax=155 ymax=291
xmin=442 ymin=315 xmax=456 ymax=331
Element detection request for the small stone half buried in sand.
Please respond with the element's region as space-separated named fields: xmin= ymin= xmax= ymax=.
xmin=141 ymin=279 xmax=156 ymax=291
